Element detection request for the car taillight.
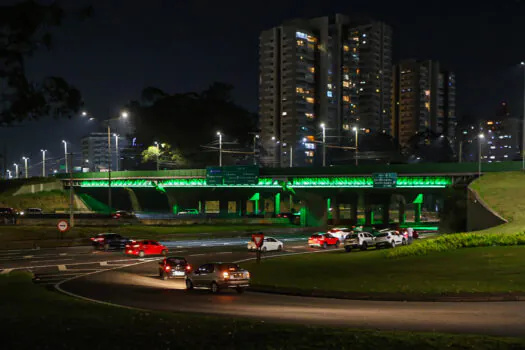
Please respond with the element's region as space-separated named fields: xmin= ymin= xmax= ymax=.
xmin=222 ymin=272 xmax=229 ymax=279
xmin=165 ymin=266 xmax=171 ymax=271
xmin=90 ymin=237 xmax=95 ymax=241
xmin=186 ymin=265 xmax=191 ymax=270
xmin=132 ymin=244 xmax=140 ymax=248
xmin=246 ymin=272 xmax=250 ymax=278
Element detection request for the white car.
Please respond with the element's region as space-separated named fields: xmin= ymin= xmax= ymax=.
xmin=343 ymin=232 xmax=376 ymax=252
xmin=375 ymin=230 xmax=406 ymax=249
xmin=247 ymin=237 xmax=284 ymax=252
xmin=327 ymin=227 xmax=351 ymax=241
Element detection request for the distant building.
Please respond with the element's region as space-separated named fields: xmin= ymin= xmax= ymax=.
xmin=259 ymin=14 xmax=392 ymax=167
xmin=81 ymin=132 xmax=129 ymax=171
xmin=482 ymin=102 xmax=521 ymax=162
xmin=392 ymin=60 xmax=456 ymax=148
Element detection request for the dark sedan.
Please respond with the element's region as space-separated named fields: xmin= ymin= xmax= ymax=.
xmin=91 ymin=233 xmax=132 ymax=251
xmin=158 ymin=257 xmax=192 ymax=279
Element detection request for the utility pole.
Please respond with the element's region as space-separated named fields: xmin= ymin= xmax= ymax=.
xmin=107 ymin=123 xmax=112 ymax=216
xmin=69 ymin=152 xmax=75 ymax=228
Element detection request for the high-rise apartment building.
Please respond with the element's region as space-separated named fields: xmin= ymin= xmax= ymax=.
xmin=392 ymin=60 xmax=456 ymax=148
xmin=81 ymin=133 xmax=128 ymax=172
xmin=259 ymin=15 xmax=392 ymax=167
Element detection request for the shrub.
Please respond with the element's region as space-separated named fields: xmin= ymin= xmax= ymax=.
xmin=387 ymin=232 xmax=525 ymax=258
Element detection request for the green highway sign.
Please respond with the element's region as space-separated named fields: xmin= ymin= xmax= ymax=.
xmin=206 ymin=166 xmax=259 ymax=185
xmin=373 ymin=173 xmax=397 ymax=188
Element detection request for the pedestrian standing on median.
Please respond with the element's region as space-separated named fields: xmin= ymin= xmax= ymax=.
xmin=406 ymin=227 xmax=414 ymax=245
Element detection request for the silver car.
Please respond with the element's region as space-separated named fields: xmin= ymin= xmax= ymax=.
xmin=185 ymin=262 xmax=250 ymax=294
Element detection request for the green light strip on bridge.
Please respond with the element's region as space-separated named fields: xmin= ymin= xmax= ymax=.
xmin=77 ymin=176 xmax=452 ymax=188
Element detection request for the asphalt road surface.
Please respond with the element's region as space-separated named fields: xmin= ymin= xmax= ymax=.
xmin=55 ymin=248 xmax=525 ymax=338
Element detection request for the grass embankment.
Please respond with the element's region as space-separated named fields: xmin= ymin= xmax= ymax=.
xmin=3 ymin=272 xmax=524 ymax=349
xmin=244 ymin=246 xmax=525 ymax=297
xmin=0 ymin=190 xmax=69 ymax=212
xmin=0 ymin=224 xmax=297 ymax=249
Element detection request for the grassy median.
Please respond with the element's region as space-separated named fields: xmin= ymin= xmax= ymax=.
xmin=244 ymin=246 xmax=525 ymax=297
xmin=2 ymin=271 xmax=524 ymax=349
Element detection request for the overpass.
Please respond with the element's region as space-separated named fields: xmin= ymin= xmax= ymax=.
xmin=55 ymin=161 xmax=521 ymax=227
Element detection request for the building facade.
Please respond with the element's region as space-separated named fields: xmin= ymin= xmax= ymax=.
xmin=81 ymin=133 xmax=129 ymax=172
xmin=259 ymin=15 xmax=392 ymax=167
xmin=392 ymin=60 xmax=456 ymax=148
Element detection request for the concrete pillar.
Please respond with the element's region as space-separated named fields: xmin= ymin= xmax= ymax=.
xmin=274 ymin=193 xmax=281 ymax=216
xmin=331 ymin=197 xmax=340 ymax=225
xmin=219 ymin=200 xmax=229 ymax=217
xmin=351 ymin=196 xmax=358 ymax=225
xmin=415 ymin=203 xmax=422 ymax=224
xmin=382 ymin=197 xmax=390 ymax=224
xmin=124 ymin=188 xmax=142 ymax=212
xmin=365 ymin=207 xmax=373 ymax=226
xmin=237 ymin=199 xmax=247 ymax=216
xmin=297 ymin=192 xmax=327 ymax=227
xmin=398 ymin=201 xmax=406 ymax=225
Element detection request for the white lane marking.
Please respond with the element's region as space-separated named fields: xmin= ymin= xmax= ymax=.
xmin=59 ymin=253 xmax=67 ymax=256
xmin=58 ymin=265 xmax=67 ymax=271
xmin=100 ymin=261 xmax=108 ymax=266
xmin=35 ymin=273 xmax=86 ymax=278
xmin=31 ymin=258 xmax=73 ymax=264
xmin=234 ymin=248 xmax=343 ymax=264
xmin=63 ymin=268 xmax=102 ymax=272
xmin=0 ymin=268 xmax=13 ymax=274
xmin=55 ymin=259 xmax=159 ymax=312
xmin=188 ymin=253 xmax=205 ymax=257
xmin=23 ymin=255 xmax=34 ymax=259
xmin=216 ymin=252 xmax=232 ymax=255
xmin=0 ymin=257 xmax=158 ymax=271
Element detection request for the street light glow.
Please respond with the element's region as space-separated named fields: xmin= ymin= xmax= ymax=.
xmin=81 ymin=111 xmax=87 ymax=116
xmin=479 ymin=133 xmax=485 ymax=139
xmin=320 ymin=123 xmax=325 ymax=129
xmin=352 ymin=126 xmax=357 ymax=131
xmin=216 ymin=131 xmax=221 ymax=136
xmin=121 ymin=111 xmax=129 ymax=118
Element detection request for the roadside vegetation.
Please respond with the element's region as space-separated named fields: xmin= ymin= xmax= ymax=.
xmin=3 ymin=271 xmax=524 ymax=350
xmin=0 ymin=190 xmax=69 ymax=212
xmin=244 ymin=246 xmax=525 ymax=296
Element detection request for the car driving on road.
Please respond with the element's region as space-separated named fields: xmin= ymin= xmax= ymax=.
xmin=185 ymin=262 xmax=250 ymax=294
xmin=343 ymin=232 xmax=375 ymax=252
xmin=375 ymin=230 xmax=405 ymax=249
xmin=158 ymin=257 xmax=192 ymax=279
xmin=308 ymin=233 xmax=340 ymax=249
xmin=125 ymin=240 xmax=168 ymax=257
xmin=247 ymin=237 xmax=284 ymax=252
xmin=91 ymin=233 xmax=132 ymax=251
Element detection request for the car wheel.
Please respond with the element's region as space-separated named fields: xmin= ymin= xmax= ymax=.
xmin=345 ymin=246 xmax=352 ymax=253
xmin=334 ymin=240 xmax=340 ymax=248
xmin=161 ymin=250 xmax=168 ymax=256
xmin=360 ymin=242 xmax=368 ymax=251
xmin=277 ymin=245 xmax=282 ymax=252
xmin=262 ymin=246 xmax=267 ymax=252
xmin=138 ymin=251 xmax=145 ymax=258
xmin=391 ymin=241 xmax=396 ymax=249
xmin=161 ymin=271 xmax=168 ymax=280
xmin=322 ymin=242 xmax=328 ymax=249
xmin=103 ymin=243 xmax=110 ymax=251
xmin=185 ymin=279 xmax=193 ymax=290
xmin=236 ymin=287 xmax=245 ymax=294
xmin=210 ymin=282 xmax=219 ymax=293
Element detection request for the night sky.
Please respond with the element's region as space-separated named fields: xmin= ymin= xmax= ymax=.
xmin=2 ymin=0 xmax=525 ymax=174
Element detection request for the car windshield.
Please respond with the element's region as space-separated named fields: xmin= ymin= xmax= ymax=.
xmin=167 ymin=258 xmax=187 ymax=265
xmin=219 ymin=263 xmax=240 ymax=271
xmin=347 ymin=233 xmax=358 ymax=239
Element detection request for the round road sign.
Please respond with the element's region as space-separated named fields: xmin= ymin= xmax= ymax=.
xmin=57 ymin=220 xmax=70 ymax=232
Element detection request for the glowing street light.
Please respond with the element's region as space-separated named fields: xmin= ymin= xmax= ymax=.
xmin=352 ymin=126 xmax=359 ymax=166
xmin=22 ymin=157 xmax=29 ymax=178
xmin=40 ymin=149 xmax=47 ymax=177
xmin=217 ymin=131 xmax=223 ymax=166
xmin=320 ymin=123 xmax=326 ymax=167
xmin=13 ymin=163 xmax=19 ymax=179
xmin=478 ymin=133 xmax=485 ymax=177
xmin=62 ymin=140 xmax=68 ymax=173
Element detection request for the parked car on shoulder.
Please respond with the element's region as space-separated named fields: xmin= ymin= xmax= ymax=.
xmin=247 ymin=237 xmax=284 ymax=252
xmin=91 ymin=233 xmax=132 ymax=251
xmin=112 ymin=210 xmax=134 ymax=219
xmin=308 ymin=233 xmax=340 ymax=249
xmin=327 ymin=227 xmax=352 ymax=241
xmin=125 ymin=240 xmax=168 ymax=257
xmin=185 ymin=262 xmax=250 ymax=294
xmin=344 ymin=232 xmax=375 ymax=252
xmin=375 ymin=230 xmax=405 ymax=249
xmin=158 ymin=257 xmax=192 ymax=279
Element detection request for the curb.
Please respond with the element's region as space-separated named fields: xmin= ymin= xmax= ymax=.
xmin=247 ymin=286 xmax=525 ymax=302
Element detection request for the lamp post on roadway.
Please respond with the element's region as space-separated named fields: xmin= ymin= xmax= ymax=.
xmin=22 ymin=157 xmax=29 ymax=178
xmin=114 ymin=134 xmax=120 ymax=171
xmin=40 ymin=149 xmax=47 ymax=177
xmin=253 ymin=134 xmax=259 ymax=165
xmin=217 ymin=131 xmax=223 ymax=166
xmin=13 ymin=163 xmax=19 ymax=179
xmin=320 ymin=123 xmax=326 ymax=167
xmin=62 ymin=140 xmax=68 ymax=173
xmin=478 ymin=133 xmax=485 ymax=177
xmin=352 ymin=126 xmax=359 ymax=166
xmin=154 ymin=141 xmax=160 ymax=171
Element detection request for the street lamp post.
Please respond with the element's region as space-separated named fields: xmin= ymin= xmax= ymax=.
xmin=22 ymin=157 xmax=29 ymax=178
xmin=478 ymin=133 xmax=485 ymax=177
xmin=154 ymin=141 xmax=160 ymax=171
xmin=114 ymin=134 xmax=120 ymax=171
xmin=40 ymin=149 xmax=47 ymax=177
xmin=217 ymin=131 xmax=223 ymax=166
xmin=6 ymin=170 xmax=11 ymax=179
xmin=62 ymin=140 xmax=68 ymax=173
xmin=253 ymin=134 xmax=259 ymax=165
xmin=320 ymin=123 xmax=326 ymax=167
xmin=352 ymin=126 xmax=359 ymax=166
xmin=106 ymin=111 xmax=128 ymax=215
xmin=13 ymin=163 xmax=19 ymax=179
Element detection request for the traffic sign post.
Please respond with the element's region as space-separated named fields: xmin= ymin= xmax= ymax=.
xmin=57 ymin=220 xmax=69 ymax=240
xmin=252 ymin=233 xmax=264 ymax=263
xmin=373 ymin=173 xmax=398 ymax=188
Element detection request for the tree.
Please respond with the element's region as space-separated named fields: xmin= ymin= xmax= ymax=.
xmin=141 ymin=143 xmax=187 ymax=169
xmin=129 ymin=82 xmax=257 ymax=167
xmin=0 ymin=1 xmax=91 ymax=127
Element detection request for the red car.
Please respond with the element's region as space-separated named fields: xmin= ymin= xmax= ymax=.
xmin=308 ymin=233 xmax=340 ymax=249
xmin=125 ymin=240 xmax=168 ymax=257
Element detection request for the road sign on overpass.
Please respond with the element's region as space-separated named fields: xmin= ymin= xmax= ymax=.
xmin=206 ymin=166 xmax=259 ymax=185
xmin=373 ymin=173 xmax=398 ymax=188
